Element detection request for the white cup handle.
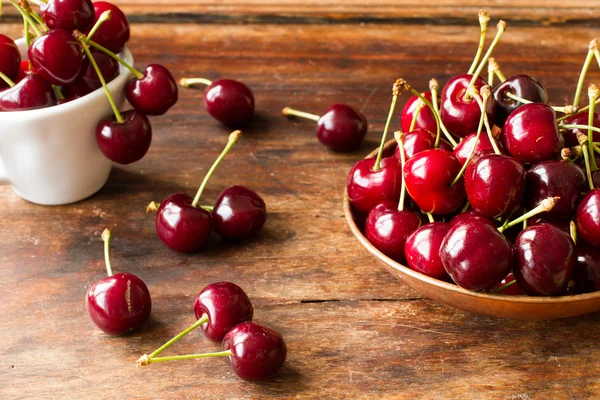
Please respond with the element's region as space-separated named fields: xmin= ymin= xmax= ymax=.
xmin=0 ymin=157 xmax=8 ymax=185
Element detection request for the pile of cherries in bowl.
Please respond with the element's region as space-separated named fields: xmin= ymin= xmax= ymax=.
xmin=347 ymin=12 xmax=600 ymax=297
xmin=0 ymin=0 xmax=178 ymax=164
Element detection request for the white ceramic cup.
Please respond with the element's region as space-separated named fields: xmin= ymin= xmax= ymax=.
xmin=0 ymin=38 xmax=133 ymax=205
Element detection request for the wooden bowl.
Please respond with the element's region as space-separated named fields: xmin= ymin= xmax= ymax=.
xmin=344 ymin=140 xmax=600 ymax=320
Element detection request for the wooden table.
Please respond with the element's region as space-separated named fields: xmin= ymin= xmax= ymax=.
xmin=2 ymin=2 xmax=600 ymax=398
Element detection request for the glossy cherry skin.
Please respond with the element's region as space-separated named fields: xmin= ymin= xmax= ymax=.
xmin=96 ymin=110 xmax=152 ymax=164
xmin=449 ymin=210 xmax=496 ymax=229
xmin=490 ymin=272 xmax=526 ymax=295
xmin=316 ymin=104 xmax=367 ymax=151
xmin=525 ymin=160 xmax=586 ymax=221
xmin=0 ymin=74 xmax=56 ymax=111
xmin=493 ymin=74 xmax=548 ymax=127
xmin=65 ymin=51 xmax=119 ymax=98
xmin=212 ymin=186 xmax=267 ymax=239
xmin=502 ymin=103 xmax=563 ymax=164
xmin=156 ymin=193 xmax=213 ymax=252
xmin=365 ymin=201 xmax=421 ymax=263
xmin=513 ymin=223 xmax=575 ymax=296
xmin=346 ymin=157 xmax=402 ymax=213
xmin=41 ymin=0 xmax=95 ymax=32
xmin=28 ymin=29 xmax=82 ymax=86
xmin=400 ymin=92 xmax=437 ymax=133
xmin=465 ymin=154 xmax=526 ymax=218
xmin=403 ymin=149 xmax=466 ymax=215
xmin=394 ymin=129 xmax=453 ymax=160
xmin=528 ymin=216 xmax=570 ymax=234
xmin=576 ymin=189 xmax=600 ymax=248
xmin=440 ymin=74 xmax=496 ymax=138
xmin=16 ymin=60 xmax=32 ymax=82
xmin=562 ymin=112 xmax=600 ymax=147
xmin=204 ymin=79 xmax=254 ymax=126
xmin=125 ymin=64 xmax=178 ymax=116
xmin=193 ymin=282 xmax=254 ymax=342
xmin=88 ymin=2 xmax=130 ymax=53
xmin=0 ymin=34 xmax=21 ymax=89
xmin=86 ymin=272 xmax=151 ymax=336
xmin=222 ymin=321 xmax=287 ymax=382
xmin=440 ymin=218 xmax=512 ymax=290
xmin=571 ymin=245 xmax=600 ymax=294
xmin=453 ymin=132 xmax=504 ymax=165
xmin=404 ymin=222 xmax=451 ymax=281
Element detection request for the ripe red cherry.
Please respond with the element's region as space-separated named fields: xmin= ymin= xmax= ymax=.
xmin=0 ymin=74 xmax=56 ymax=111
xmin=403 ymin=149 xmax=466 ymax=215
xmin=194 ymin=282 xmax=254 ymax=342
xmin=528 ymin=216 xmax=570 ymax=234
xmin=346 ymin=157 xmax=402 ymax=213
xmin=493 ymin=74 xmax=548 ymax=127
xmin=440 ymin=218 xmax=512 ymax=290
xmin=28 ymin=29 xmax=83 ymax=86
xmin=562 ymin=112 xmax=600 ymax=147
xmin=502 ymin=103 xmax=563 ymax=164
xmin=394 ymin=129 xmax=453 ymax=160
xmin=41 ymin=0 xmax=95 ymax=32
xmin=212 ymin=186 xmax=267 ymax=239
xmin=222 ymin=321 xmax=287 ymax=381
xmin=16 ymin=60 xmax=32 ymax=82
xmin=65 ymin=51 xmax=119 ymax=98
xmin=513 ymin=223 xmax=575 ymax=296
xmin=316 ymin=104 xmax=367 ymax=151
xmin=490 ymin=272 xmax=525 ymax=296
xmin=96 ymin=110 xmax=152 ymax=164
xmin=156 ymin=193 xmax=212 ymax=252
xmin=464 ymin=154 xmax=526 ymax=218
xmin=440 ymin=74 xmax=496 ymax=138
xmin=404 ymin=222 xmax=451 ymax=281
xmin=525 ymin=160 xmax=586 ymax=221
xmin=204 ymin=79 xmax=254 ymax=126
xmin=88 ymin=2 xmax=130 ymax=53
xmin=365 ymin=201 xmax=421 ymax=263
xmin=571 ymin=245 xmax=600 ymax=294
xmin=0 ymin=34 xmax=21 ymax=89
xmin=125 ymin=64 xmax=178 ymax=116
xmin=576 ymin=189 xmax=600 ymax=248
xmin=449 ymin=211 xmax=496 ymax=229
xmin=400 ymin=92 xmax=437 ymax=133
xmin=453 ymin=132 xmax=504 ymax=165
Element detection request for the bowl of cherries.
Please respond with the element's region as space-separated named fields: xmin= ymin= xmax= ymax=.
xmin=0 ymin=0 xmax=178 ymax=205
xmin=344 ymin=11 xmax=600 ymax=320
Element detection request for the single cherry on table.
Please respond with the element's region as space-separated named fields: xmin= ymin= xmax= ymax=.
xmin=212 ymin=185 xmax=267 ymax=239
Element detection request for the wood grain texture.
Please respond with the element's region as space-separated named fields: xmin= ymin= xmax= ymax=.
xmin=2 ymin=4 xmax=600 ymax=398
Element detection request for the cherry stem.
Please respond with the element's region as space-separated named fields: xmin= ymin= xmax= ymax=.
xmin=86 ymin=10 xmax=111 ymax=44
xmin=582 ymin=144 xmax=595 ymax=191
xmin=450 ymin=109 xmax=485 ymax=187
xmin=191 ymin=130 xmax=242 ymax=208
xmin=88 ymin=40 xmax=144 ymax=80
xmin=394 ymin=131 xmax=407 ymax=211
xmin=588 ymin=85 xmax=599 ymax=171
xmin=24 ymin=18 xmax=31 ymax=47
xmin=374 ymin=80 xmax=402 ymax=171
xmin=146 ymin=201 xmax=160 ymax=213
xmin=467 ymin=10 xmax=490 ymax=75
xmin=488 ymin=57 xmax=506 ymax=83
xmin=573 ymin=40 xmax=598 ymax=108
xmin=522 ymin=208 xmax=528 ymax=230
xmin=461 ymin=202 xmax=470 ymax=212
xmin=28 ymin=9 xmax=47 ymax=32
xmin=52 ymin=85 xmax=64 ymax=100
xmin=464 ymin=21 xmax=507 ymax=101
xmin=180 ymin=77 xmax=213 ymax=88
xmin=137 ymin=350 xmax=232 ymax=367
xmin=8 ymin=0 xmax=42 ymax=36
xmin=0 ymin=70 xmax=15 ymax=87
xmin=570 ymin=220 xmax=577 ymax=245
xmin=497 ymin=197 xmax=559 ymax=233
xmin=426 ymin=213 xmax=434 ymax=223
xmin=493 ymin=279 xmax=517 ymax=294
xmin=101 ymin=229 xmax=113 ymax=277
xmin=281 ymin=107 xmax=320 ymax=122
xmin=504 ymin=92 xmax=570 ymax=114
xmin=471 ymin=87 xmax=501 ymax=155
xmin=409 ymin=86 xmax=457 ymax=148
xmin=146 ymin=314 xmax=209 ymax=359
xmin=409 ymin=101 xmax=424 ymax=132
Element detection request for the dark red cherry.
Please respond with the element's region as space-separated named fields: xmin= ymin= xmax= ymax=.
xmin=562 ymin=112 xmax=600 ymax=147
xmin=96 ymin=110 xmax=152 ymax=164
xmin=449 ymin=210 xmax=496 ymax=229
xmin=0 ymin=34 xmax=21 ymax=89
xmin=193 ymin=282 xmax=254 ymax=342
xmin=465 ymin=154 xmax=526 ymax=218
xmin=440 ymin=74 xmax=496 ymax=138
xmin=493 ymin=74 xmax=548 ymax=127
xmin=403 ymin=149 xmax=466 ymax=215
xmin=316 ymin=104 xmax=367 ymax=151
xmin=525 ymin=160 xmax=586 ymax=221
xmin=0 ymin=74 xmax=56 ymax=111
xmin=502 ymin=103 xmax=563 ymax=164
xmin=41 ymin=0 xmax=95 ymax=32
xmin=28 ymin=29 xmax=83 ymax=86
xmin=400 ymin=92 xmax=437 ymax=133
xmin=528 ymin=215 xmax=570 ymax=234
xmin=404 ymin=222 xmax=451 ymax=281
xmin=125 ymin=64 xmax=178 ymax=116
xmin=571 ymin=245 xmax=600 ymax=294
xmin=65 ymin=51 xmax=119 ymax=98
xmin=513 ymin=223 xmax=575 ymax=296
xmin=222 ymin=321 xmax=287 ymax=382
xmin=204 ymin=79 xmax=254 ymax=126
xmin=346 ymin=157 xmax=402 ymax=213
xmin=440 ymin=218 xmax=512 ymax=290
xmin=365 ymin=201 xmax=421 ymax=263
xmin=453 ymin=132 xmax=504 ymax=165
xmin=86 ymin=272 xmax=151 ymax=335
xmin=490 ymin=272 xmax=526 ymax=295
xmin=16 ymin=60 xmax=32 ymax=82
xmin=88 ymin=1 xmax=130 ymax=53
xmin=576 ymin=189 xmax=600 ymax=248
xmin=212 ymin=186 xmax=267 ymax=239
xmin=394 ymin=128 xmax=453 ymax=160
xmin=156 ymin=193 xmax=213 ymax=252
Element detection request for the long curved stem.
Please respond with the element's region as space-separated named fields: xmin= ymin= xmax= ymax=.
xmin=0 ymin=70 xmax=15 ymax=87
xmin=101 ymin=229 xmax=113 ymax=277
xmin=374 ymin=82 xmax=401 ymax=171
xmin=137 ymin=350 xmax=232 ymax=367
xmin=573 ymin=40 xmax=597 ymax=108
xmin=467 ymin=10 xmax=490 ymax=75
xmin=147 ymin=314 xmax=209 ymax=359
xmin=504 ymin=92 xmax=571 ymax=114
xmin=88 ymin=40 xmax=143 ymax=79
xmin=450 ymin=110 xmax=485 ymax=187
xmin=8 ymin=0 xmax=42 ymax=36
xmin=86 ymin=10 xmax=111 ymax=44
xmin=282 ymin=107 xmax=320 ymax=122
xmin=471 ymin=87 xmax=501 ymax=155
xmin=395 ymin=131 xmax=407 ymax=211
xmin=498 ymin=197 xmax=558 ymax=233
xmin=409 ymin=87 xmax=457 ymax=148
xmin=409 ymin=102 xmax=424 ymax=132
xmin=582 ymin=144 xmax=595 ymax=191
xmin=588 ymin=85 xmax=599 ymax=171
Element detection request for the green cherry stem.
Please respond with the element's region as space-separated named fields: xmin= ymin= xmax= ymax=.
xmin=52 ymin=85 xmax=64 ymax=100
xmin=461 ymin=201 xmax=471 ymax=213
xmin=101 ymin=229 xmax=113 ymax=277
xmin=8 ymin=0 xmax=42 ymax=36
xmin=426 ymin=213 xmax=435 ymax=223
xmin=24 ymin=18 xmax=31 ymax=47
xmin=409 ymin=101 xmax=425 ymax=131
xmin=573 ymin=39 xmax=598 ymax=109
xmin=373 ymin=79 xmax=403 ymax=171
xmin=145 ymin=314 xmax=209 ymax=360
xmin=504 ymin=91 xmax=574 ymax=114
xmin=394 ymin=131 xmax=407 ymax=211
xmin=180 ymin=77 xmax=213 ymax=88
xmin=488 ymin=57 xmax=506 ymax=83
xmin=146 ymin=201 xmax=214 ymax=213
xmin=561 ymin=124 xmax=600 ymax=136
xmin=467 ymin=9 xmax=490 ymax=75
xmin=137 ymin=350 xmax=232 ymax=367
xmin=493 ymin=279 xmax=517 ymax=294
xmin=582 ymin=143 xmax=595 ymax=191
xmin=77 ymin=32 xmax=124 ymax=123
xmin=191 ymin=130 xmax=242 ymax=208
xmin=471 ymin=86 xmax=502 ymax=155
xmin=0 ymin=70 xmax=15 ymax=87
xmin=497 ymin=197 xmax=559 ymax=233
xmin=429 ymin=78 xmax=441 ymax=113
xmin=88 ymin=40 xmax=144 ymax=80
xmin=570 ymin=220 xmax=577 ymax=245
xmin=86 ymin=10 xmax=111 ymax=44
xmin=588 ymin=84 xmax=599 ymax=171
xmin=281 ymin=107 xmax=320 ymax=122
